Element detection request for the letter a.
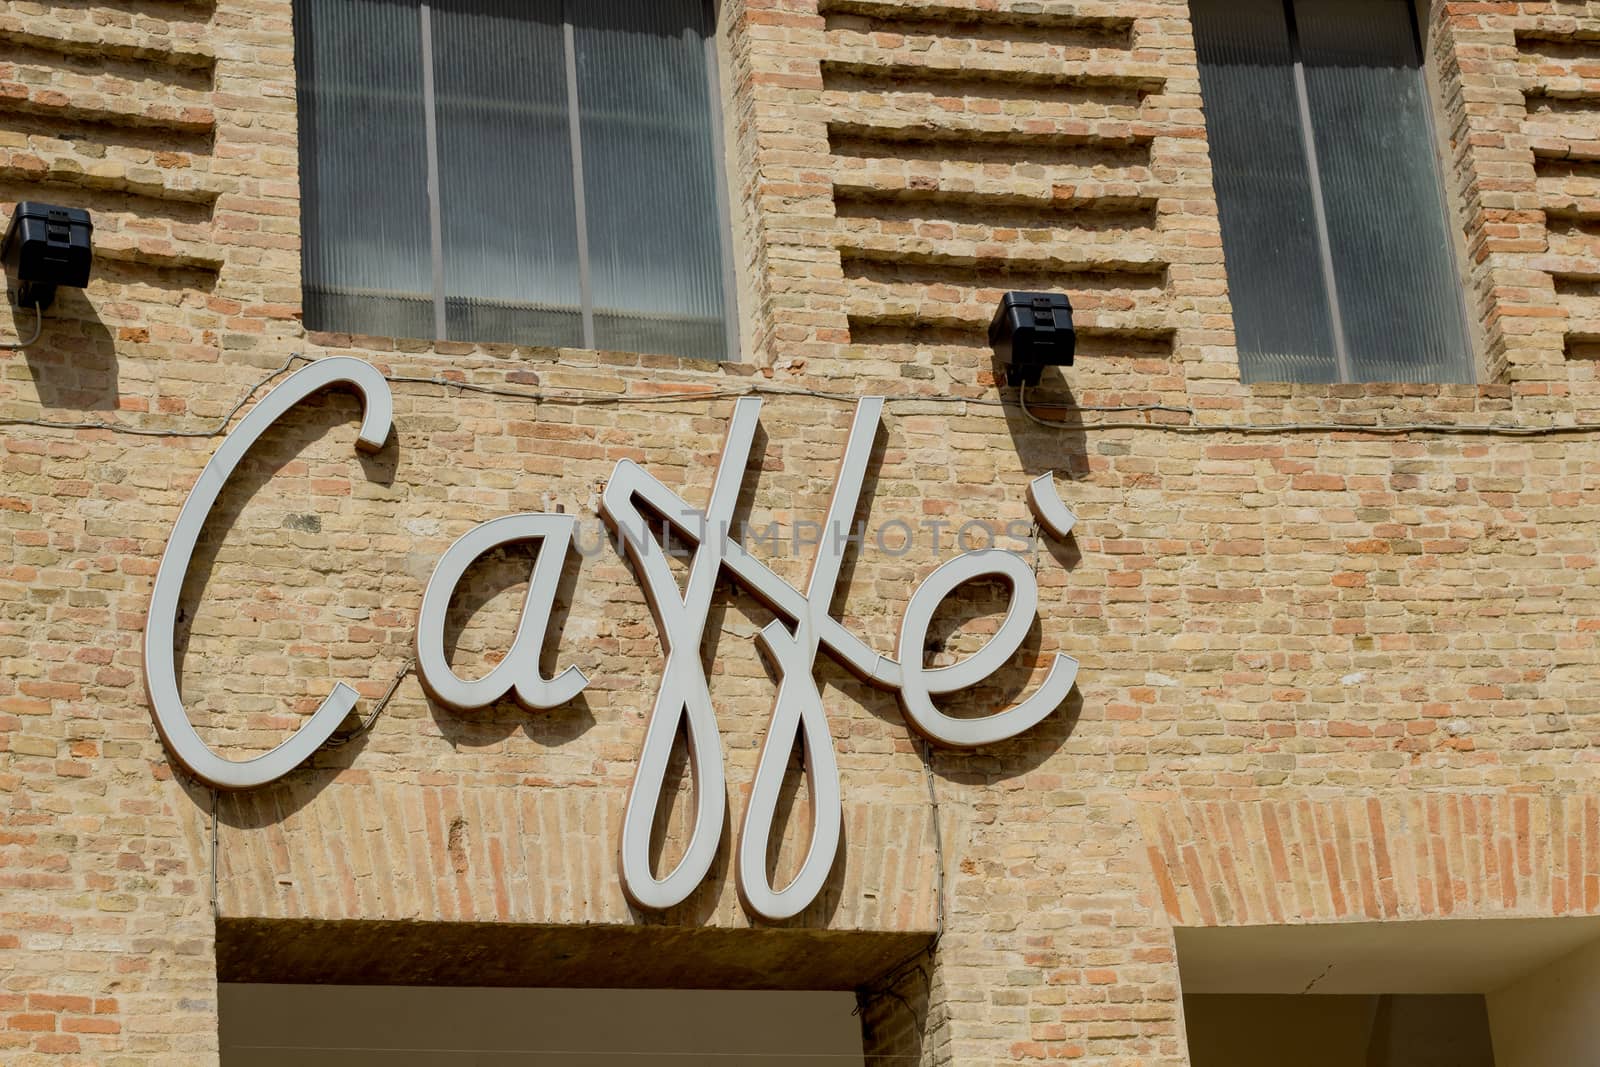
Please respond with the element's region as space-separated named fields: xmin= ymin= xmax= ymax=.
xmin=415 ymin=514 xmax=588 ymax=712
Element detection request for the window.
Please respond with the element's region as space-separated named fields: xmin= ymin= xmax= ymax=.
xmin=1190 ymin=0 xmax=1474 ymax=384
xmin=292 ymin=0 xmax=737 ymax=361
xmin=1176 ymin=917 xmax=1600 ymax=1067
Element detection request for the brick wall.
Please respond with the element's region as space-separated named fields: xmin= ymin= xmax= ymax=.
xmin=4 ymin=0 xmax=1600 ymax=1064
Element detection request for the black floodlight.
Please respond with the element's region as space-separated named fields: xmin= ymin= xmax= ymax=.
xmin=2 ymin=202 xmax=93 ymax=311
xmin=990 ymin=291 xmax=1075 ymax=387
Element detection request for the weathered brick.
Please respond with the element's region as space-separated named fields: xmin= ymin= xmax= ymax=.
xmin=3 ymin=1 xmax=1600 ymax=1066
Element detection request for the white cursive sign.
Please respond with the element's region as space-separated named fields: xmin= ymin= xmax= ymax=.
xmin=144 ymin=357 xmax=1079 ymax=920
xmin=143 ymin=356 xmax=393 ymax=790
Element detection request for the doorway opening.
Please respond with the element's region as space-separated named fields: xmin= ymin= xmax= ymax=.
xmin=1176 ymin=916 xmax=1600 ymax=1067
xmin=221 ymin=984 xmax=864 ymax=1066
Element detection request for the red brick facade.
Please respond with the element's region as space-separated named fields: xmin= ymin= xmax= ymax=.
xmin=4 ymin=0 xmax=1600 ymax=1063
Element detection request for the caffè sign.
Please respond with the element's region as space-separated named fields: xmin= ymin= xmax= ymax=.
xmin=143 ymin=357 xmax=1080 ymax=920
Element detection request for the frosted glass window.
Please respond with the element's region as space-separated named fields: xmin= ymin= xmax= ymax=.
xmin=293 ymin=0 xmax=434 ymax=341
xmin=1190 ymin=0 xmax=1474 ymax=384
xmin=293 ymin=0 xmax=736 ymax=361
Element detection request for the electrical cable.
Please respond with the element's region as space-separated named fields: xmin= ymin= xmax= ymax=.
xmin=1 ymin=302 xmax=43 ymax=351
xmin=327 ymin=657 xmax=414 ymax=747
xmin=1018 ymin=381 xmax=1600 ymax=437
xmin=0 ymin=351 xmax=301 ymax=435
xmin=920 ymin=738 xmax=944 ymax=958
xmin=852 ymin=736 xmax=945 ymax=1028
xmin=210 ymin=786 xmax=219 ymax=920
xmin=9 ymin=350 xmax=1600 ymax=439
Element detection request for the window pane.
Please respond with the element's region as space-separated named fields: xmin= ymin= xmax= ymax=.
xmin=432 ymin=0 xmax=584 ymax=347
xmin=295 ymin=0 xmax=734 ymax=356
xmin=295 ymin=0 xmax=434 ymax=340
xmin=574 ymin=0 xmax=730 ymax=360
xmin=1191 ymin=0 xmax=1340 ymax=383
xmin=1294 ymin=0 xmax=1474 ymax=384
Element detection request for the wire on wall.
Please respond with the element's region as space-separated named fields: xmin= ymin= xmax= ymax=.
xmin=327 ymin=658 xmax=414 ymax=748
xmin=853 ymin=736 xmax=947 ymax=1033
xmin=11 ymin=352 xmax=1600 ymax=438
xmin=210 ymin=786 xmax=219 ymax=920
xmin=1 ymin=351 xmax=302 ymax=436
xmin=920 ymin=738 xmax=945 ymax=959
xmin=1016 ymin=381 xmax=1600 ymax=437
xmin=0 ymin=302 xmax=43 ymax=351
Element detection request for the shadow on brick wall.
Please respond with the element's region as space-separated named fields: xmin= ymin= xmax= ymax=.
xmin=859 ymin=956 xmax=935 ymax=1066
xmin=15 ymin=287 xmax=118 ymax=411
xmin=989 ymin=341 xmax=1091 ymax=480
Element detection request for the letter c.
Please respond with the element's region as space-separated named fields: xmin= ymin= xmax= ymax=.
xmin=142 ymin=357 xmax=393 ymax=790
